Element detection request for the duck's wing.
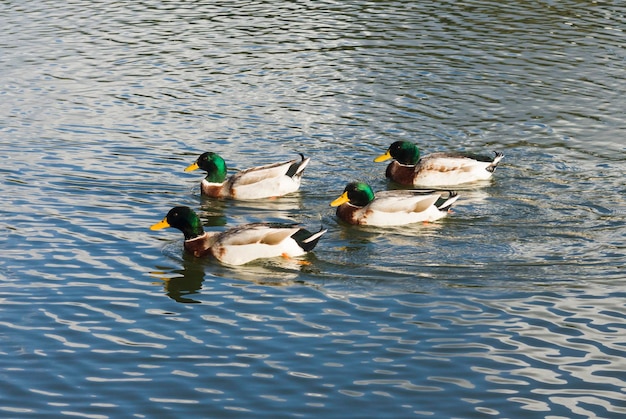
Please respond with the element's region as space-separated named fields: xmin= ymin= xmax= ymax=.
xmin=212 ymin=223 xmax=315 ymax=265
xmin=417 ymin=153 xmax=478 ymax=172
xmin=369 ymin=190 xmax=441 ymax=213
xmin=218 ymin=223 xmax=301 ymax=246
xmin=418 ymin=151 xmax=504 ymax=171
xmin=230 ymin=155 xmax=309 ymax=186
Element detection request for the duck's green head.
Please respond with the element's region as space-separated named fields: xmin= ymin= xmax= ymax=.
xmin=185 ymin=152 xmax=227 ymax=183
xmin=150 ymin=206 xmax=205 ymax=240
xmin=374 ymin=141 xmax=420 ymax=165
xmin=330 ymin=182 xmax=375 ymax=208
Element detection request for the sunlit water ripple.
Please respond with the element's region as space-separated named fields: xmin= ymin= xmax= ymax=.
xmin=1 ymin=1 xmax=625 ymax=418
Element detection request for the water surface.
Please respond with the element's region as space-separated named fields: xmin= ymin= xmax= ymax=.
xmin=1 ymin=1 xmax=625 ymax=417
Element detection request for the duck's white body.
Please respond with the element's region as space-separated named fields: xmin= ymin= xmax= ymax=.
xmin=185 ymin=223 xmax=326 ymax=265
xmin=385 ymin=152 xmax=504 ymax=187
xmin=333 ymin=185 xmax=458 ymax=227
xmin=202 ymin=157 xmax=309 ymax=200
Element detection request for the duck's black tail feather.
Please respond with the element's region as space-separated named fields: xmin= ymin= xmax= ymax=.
xmin=437 ymin=191 xmax=459 ymax=212
xmin=286 ymin=153 xmax=310 ymax=178
xmin=487 ymin=152 xmax=504 ymax=173
xmin=293 ymin=226 xmax=327 ymax=252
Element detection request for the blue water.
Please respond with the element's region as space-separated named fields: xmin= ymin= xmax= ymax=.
xmin=2 ymin=1 xmax=626 ymax=417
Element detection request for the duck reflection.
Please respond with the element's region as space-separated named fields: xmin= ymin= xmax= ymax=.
xmin=153 ymin=254 xmax=206 ymax=304
xmin=225 ymin=192 xmax=305 ymax=212
xmin=152 ymin=249 xmax=321 ymax=303
xmin=200 ymin=192 xmax=307 ymax=224
xmin=209 ymin=253 xmax=319 ymax=286
xmin=197 ymin=198 xmax=228 ymax=227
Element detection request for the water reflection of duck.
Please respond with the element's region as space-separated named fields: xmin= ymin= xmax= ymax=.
xmin=154 ymin=256 xmax=206 ymax=304
xmin=184 ymin=152 xmax=310 ymax=200
xmin=374 ymin=141 xmax=503 ymax=187
xmin=330 ymin=182 xmax=458 ymax=226
xmin=151 ymin=206 xmax=326 ymax=265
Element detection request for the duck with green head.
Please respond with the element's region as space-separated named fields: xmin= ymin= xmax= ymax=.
xmin=330 ymin=181 xmax=458 ymax=226
xmin=185 ymin=152 xmax=310 ymax=200
xmin=150 ymin=206 xmax=326 ymax=265
xmin=374 ymin=141 xmax=503 ymax=187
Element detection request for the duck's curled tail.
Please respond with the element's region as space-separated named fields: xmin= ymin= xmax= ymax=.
xmin=487 ymin=152 xmax=504 ymax=173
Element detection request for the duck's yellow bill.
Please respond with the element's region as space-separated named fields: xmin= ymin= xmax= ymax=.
xmin=373 ymin=150 xmax=392 ymax=162
xmin=330 ymin=192 xmax=349 ymax=207
xmin=184 ymin=162 xmax=200 ymax=172
xmin=150 ymin=218 xmax=171 ymax=230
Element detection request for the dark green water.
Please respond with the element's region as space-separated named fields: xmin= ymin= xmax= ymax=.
xmin=2 ymin=1 xmax=625 ymax=417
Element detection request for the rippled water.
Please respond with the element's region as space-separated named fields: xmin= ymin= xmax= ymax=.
xmin=2 ymin=1 xmax=625 ymax=417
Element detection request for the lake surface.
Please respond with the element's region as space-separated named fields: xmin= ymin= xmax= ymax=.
xmin=2 ymin=1 xmax=625 ymax=417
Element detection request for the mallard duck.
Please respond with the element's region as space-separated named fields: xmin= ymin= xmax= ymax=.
xmin=374 ymin=141 xmax=503 ymax=187
xmin=150 ymin=206 xmax=326 ymax=265
xmin=330 ymin=182 xmax=458 ymax=226
xmin=184 ymin=152 xmax=310 ymax=200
